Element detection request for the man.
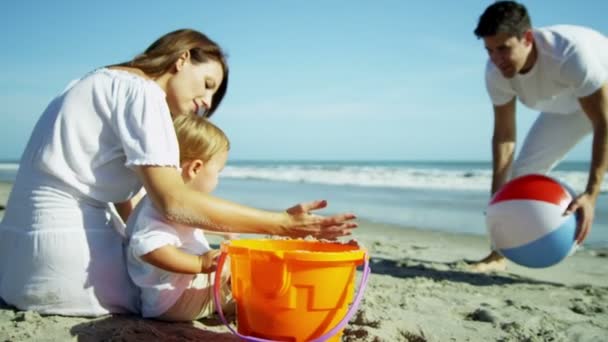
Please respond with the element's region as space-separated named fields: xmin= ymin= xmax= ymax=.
xmin=472 ymin=1 xmax=608 ymax=271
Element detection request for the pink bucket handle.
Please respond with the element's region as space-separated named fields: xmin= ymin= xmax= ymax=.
xmin=213 ymin=250 xmax=371 ymax=342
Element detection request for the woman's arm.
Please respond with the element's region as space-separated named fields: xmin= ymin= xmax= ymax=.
xmin=141 ymin=245 xmax=221 ymax=274
xmin=135 ymin=166 xmax=357 ymax=238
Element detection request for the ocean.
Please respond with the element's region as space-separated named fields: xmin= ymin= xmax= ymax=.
xmin=1 ymin=160 xmax=606 ymax=248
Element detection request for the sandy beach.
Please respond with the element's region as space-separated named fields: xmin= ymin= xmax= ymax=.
xmin=0 ymin=181 xmax=607 ymax=341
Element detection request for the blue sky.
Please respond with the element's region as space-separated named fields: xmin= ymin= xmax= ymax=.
xmin=1 ymin=1 xmax=606 ymax=161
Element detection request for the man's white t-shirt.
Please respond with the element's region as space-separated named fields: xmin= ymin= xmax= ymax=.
xmin=126 ymin=197 xmax=211 ymax=318
xmin=485 ymin=25 xmax=608 ymax=115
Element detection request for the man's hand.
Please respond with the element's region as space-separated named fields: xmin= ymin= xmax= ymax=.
xmin=565 ymin=192 xmax=597 ymax=244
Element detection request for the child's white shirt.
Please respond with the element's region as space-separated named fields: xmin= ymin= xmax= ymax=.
xmin=126 ymin=197 xmax=211 ymax=317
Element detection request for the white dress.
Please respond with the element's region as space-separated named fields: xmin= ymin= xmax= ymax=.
xmin=0 ymin=68 xmax=180 ymax=316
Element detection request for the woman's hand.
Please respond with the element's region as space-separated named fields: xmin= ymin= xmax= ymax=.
xmin=281 ymin=200 xmax=357 ymax=239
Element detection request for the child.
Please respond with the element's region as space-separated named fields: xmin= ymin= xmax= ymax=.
xmin=126 ymin=115 xmax=233 ymax=321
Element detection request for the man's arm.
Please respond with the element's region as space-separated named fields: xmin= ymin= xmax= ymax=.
xmin=567 ymin=83 xmax=608 ymax=243
xmin=491 ymin=98 xmax=517 ymax=195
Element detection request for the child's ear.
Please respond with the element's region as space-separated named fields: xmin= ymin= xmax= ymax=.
xmin=186 ymin=159 xmax=205 ymax=177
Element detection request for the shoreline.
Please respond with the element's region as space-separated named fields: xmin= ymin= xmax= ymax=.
xmin=1 ymin=179 xmax=607 ymax=249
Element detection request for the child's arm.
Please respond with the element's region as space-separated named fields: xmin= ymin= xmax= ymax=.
xmin=141 ymin=246 xmax=221 ymax=274
xmin=114 ymin=188 xmax=146 ymax=222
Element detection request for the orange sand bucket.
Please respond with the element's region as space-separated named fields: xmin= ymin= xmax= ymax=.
xmin=213 ymin=239 xmax=370 ymax=342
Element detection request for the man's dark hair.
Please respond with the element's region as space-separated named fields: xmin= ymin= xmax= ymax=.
xmin=474 ymin=1 xmax=531 ymax=39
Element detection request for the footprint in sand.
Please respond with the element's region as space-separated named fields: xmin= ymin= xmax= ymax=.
xmin=569 ymin=300 xmax=605 ymax=316
xmin=465 ymin=307 xmax=500 ymax=323
xmin=351 ymin=310 xmax=381 ymax=328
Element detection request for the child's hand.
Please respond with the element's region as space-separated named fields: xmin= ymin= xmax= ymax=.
xmin=199 ymin=249 xmax=221 ymax=274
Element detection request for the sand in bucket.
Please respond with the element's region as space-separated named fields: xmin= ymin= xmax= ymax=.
xmin=214 ymin=239 xmax=370 ymax=342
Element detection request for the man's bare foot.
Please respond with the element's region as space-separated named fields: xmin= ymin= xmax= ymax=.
xmin=469 ymin=250 xmax=507 ymax=273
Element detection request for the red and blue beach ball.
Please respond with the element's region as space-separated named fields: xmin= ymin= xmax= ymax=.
xmin=486 ymin=174 xmax=578 ymax=268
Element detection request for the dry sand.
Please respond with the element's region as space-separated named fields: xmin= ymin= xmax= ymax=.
xmin=0 ymin=181 xmax=607 ymax=341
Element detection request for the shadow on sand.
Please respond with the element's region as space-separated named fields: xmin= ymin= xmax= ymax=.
xmin=367 ymin=256 xmax=564 ymax=287
xmin=0 ymin=297 xmax=239 ymax=342
xmin=70 ymin=315 xmax=239 ymax=342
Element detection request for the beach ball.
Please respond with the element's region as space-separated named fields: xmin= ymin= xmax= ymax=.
xmin=486 ymin=174 xmax=578 ymax=268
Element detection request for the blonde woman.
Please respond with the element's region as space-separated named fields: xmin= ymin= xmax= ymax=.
xmin=0 ymin=29 xmax=356 ymax=316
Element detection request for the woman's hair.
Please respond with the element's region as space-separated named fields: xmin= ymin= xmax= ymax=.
xmin=119 ymin=29 xmax=229 ymax=117
xmin=474 ymin=1 xmax=531 ymax=39
xmin=173 ymin=115 xmax=230 ymax=165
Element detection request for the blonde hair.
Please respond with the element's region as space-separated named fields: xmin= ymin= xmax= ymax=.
xmin=116 ymin=29 xmax=229 ymax=117
xmin=173 ymin=115 xmax=230 ymax=164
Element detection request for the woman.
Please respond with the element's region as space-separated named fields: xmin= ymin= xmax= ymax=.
xmin=0 ymin=29 xmax=356 ymax=316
